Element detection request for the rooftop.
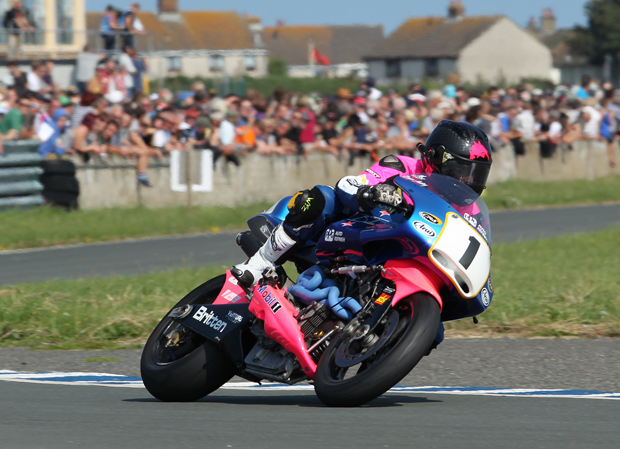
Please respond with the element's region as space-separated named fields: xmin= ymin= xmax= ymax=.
xmin=364 ymin=15 xmax=502 ymax=59
xmin=263 ymin=25 xmax=384 ymax=65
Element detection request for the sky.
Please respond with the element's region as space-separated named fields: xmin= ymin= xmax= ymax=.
xmin=87 ymin=0 xmax=589 ymax=33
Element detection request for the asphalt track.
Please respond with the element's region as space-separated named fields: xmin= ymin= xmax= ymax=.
xmin=1 ymin=203 xmax=619 ymax=284
xmin=1 ymin=338 xmax=619 ymax=448
xmin=1 ymin=379 xmax=618 ymax=449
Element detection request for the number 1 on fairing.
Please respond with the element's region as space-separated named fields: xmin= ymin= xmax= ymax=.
xmin=459 ymin=236 xmax=480 ymax=269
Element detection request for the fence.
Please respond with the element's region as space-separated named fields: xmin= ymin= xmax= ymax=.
xmin=0 ymin=28 xmax=261 ymax=58
xmin=71 ymin=139 xmax=620 ymax=210
xmin=0 ymin=28 xmax=146 ymax=58
xmin=0 ymin=140 xmax=43 ymax=210
xmin=0 ymin=139 xmax=616 ymax=211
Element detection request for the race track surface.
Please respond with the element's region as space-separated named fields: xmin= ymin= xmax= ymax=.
xmin=1 ymin=338 xmax=619 ymax=391
xmin=1 ymin=380 xmax=618 ymax=449
xmin=1 ymin=203 xmax=619 ymax=284
xmin=1 ymin=338 xmax=619 ymax=448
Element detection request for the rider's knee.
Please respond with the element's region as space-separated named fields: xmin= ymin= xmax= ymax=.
xmin=285 ymin=186 xmax=327 ymax=228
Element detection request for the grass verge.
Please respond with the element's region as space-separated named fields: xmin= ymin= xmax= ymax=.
xmin=1 ymin=177 xmax=620 ymax=251
xmin=482 ymin=176 xmax=620 ymax=210
xmin=0 ymin=227 xmax=619 ymax=349
xmin=0 ymin=265 xmax=227 ymax=349
xmin=0 ymin=202 xmax=272 ymax=250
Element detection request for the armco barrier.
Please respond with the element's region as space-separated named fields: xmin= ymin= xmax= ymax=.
xmin=70 ymin=139 xmax=620 ymax=210
xmin=0 ymin=140 xmax=43 ymax=210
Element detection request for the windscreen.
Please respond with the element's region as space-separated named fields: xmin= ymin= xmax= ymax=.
xmin=395 ymin=173 xmax=491 ymax=243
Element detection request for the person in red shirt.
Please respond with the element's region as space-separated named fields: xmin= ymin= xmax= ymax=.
xmin=297 ymin=97 xmax=316 ymax=155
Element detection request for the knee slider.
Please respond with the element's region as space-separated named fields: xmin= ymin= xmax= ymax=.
xmin=285 ymin=186 xmax=326 ymax=227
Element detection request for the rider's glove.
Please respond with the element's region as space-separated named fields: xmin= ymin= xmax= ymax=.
xmin=357 ymin=184 xmax=404 ymax=213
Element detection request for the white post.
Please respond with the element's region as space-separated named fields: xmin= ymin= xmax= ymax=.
xmin=308 ymin=40 xmax=315 ymax=77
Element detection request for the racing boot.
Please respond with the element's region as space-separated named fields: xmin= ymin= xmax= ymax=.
xmin=231 ymin=225 xmax=297 ymax=288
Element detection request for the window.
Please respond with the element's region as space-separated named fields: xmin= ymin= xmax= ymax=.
xmin=166 ymin=56 xmax=182 ymax=72
xmin=244 ymin=55 xmax=256 ymax=71
xmin=22 ymin=0 xmax=44 ymax=44
xmin=56 ymin=0 xmax=73 ymax=44
xmin=425 ymin=58 xmax=439 ymax=77
xmin=210 ymin=54 xmax=225 ymax=72
xmin=386 ymin=59 xmax=401 ymax=78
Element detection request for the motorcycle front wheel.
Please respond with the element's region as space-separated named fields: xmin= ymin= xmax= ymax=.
xmin=314 ymin=292 xmax=440 ymax=407
xmin=141 ymin=274 xmax=236 ymax=402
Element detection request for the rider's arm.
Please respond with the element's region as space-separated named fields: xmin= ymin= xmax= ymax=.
xmin=334 ymin=175 xmax=366 ymax=211
xmin=335 ymin=155 xmax=424 ymax=212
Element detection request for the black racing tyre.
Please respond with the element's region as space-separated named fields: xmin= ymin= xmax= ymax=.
xmin=141 ymin=274 xmax=237 ymax=402
xmin=42 ymin=190 xmax=78 ymax=209
xmin=41 ymin=159 xmax=76 ymax=176
xmin=40 ymin=175 xmax=80 ymax=195
xmin=314 ymin=293 xmax=440 ymax=407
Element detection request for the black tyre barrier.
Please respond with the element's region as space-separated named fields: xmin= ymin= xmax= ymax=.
xmin=41 ymin=159 xmax=76 ymax=176
xmin=42 ymin=190 xmax=79 ymax=209
xmin=40 ymin=175 xmax=80 ymax=195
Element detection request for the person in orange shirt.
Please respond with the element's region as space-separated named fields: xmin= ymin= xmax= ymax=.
xmin=235 ymin=123 xmax=256 ymax=147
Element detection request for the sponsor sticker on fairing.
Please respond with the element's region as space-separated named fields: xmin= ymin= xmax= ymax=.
xmin=404 ymin=174 xmax=428 ymax=187
xmin=463 ymin=213 xmax=477 ymax=227
xmin=374 ymin=293 xmax=390 ymax=305
xmin=324 ymin=229 xmax=335 ymax=242
xmin=481 ymin=288 xmax=490 ymax=307
xmin=192 ymin=307 xmax=228 ymax=332
xmin=221 ymin=289 xmax=243 ymax=303
xmin=257 ymin=285 xmax=283 ymax=313
xmin=227 ymin=276 xmax=239 ymax=285
xmin=226 ymin=310 xmax=243 ymax=324
xmin=413 ymin=221 xmax=436 ymax=238
xmin=487 ymin=277 xmax=493 ymax=293
xmin=419 ymin=211 xmax=442 ymax=225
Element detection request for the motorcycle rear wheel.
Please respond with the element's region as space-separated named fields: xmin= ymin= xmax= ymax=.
xmin=141 ymin=274 xmax=236 ymax=402
xmin=314 ymin=293 xmax=440 ymax=407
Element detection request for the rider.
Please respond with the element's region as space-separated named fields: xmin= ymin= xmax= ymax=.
xmin=232 ymin=120 xmax=493 ymax=288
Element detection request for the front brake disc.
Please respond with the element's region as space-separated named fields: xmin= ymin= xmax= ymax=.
xmin=334 ymin=310 xmax=399 ymax=368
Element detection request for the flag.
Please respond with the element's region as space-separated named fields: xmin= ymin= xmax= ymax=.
xmin=312 ymin=47 xmax=331 ymax=66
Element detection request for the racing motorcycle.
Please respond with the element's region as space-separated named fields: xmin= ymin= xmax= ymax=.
xmin=141 ymin=173 xmax=493 ymax=407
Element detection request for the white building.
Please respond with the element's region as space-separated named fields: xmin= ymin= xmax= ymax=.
xmin=364 ymin=2 xmax=553 ymax=85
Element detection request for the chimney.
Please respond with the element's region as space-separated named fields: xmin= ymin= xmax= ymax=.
xmin=158 ymin=0 xmax=178 ymax=13
xmin=158 ymin=0 xmax=181 ymax=21
xmin=540 ymin=8 xmax=556 ymax=35
xmin=447 ymin=1 xmax=465 ymax=21
xmin=527 ymin=16 xmax=538 ymax=33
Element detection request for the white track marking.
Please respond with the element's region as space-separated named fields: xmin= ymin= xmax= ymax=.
xmin=1 ymin=371 xmax=619 ymax=400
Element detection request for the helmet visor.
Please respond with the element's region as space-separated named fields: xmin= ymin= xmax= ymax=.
xmin=441 ymin=158 xmax=491 ymax=193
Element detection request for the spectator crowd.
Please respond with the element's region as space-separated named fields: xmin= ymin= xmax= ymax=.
xmin=0 ymin=58 xmax=617 ymax=189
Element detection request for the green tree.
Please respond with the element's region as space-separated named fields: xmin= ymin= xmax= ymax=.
xmin=569 ymin=0 xmax=620 ymax=64
xmin=267 ymin=58 xmax=287 ymax=76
